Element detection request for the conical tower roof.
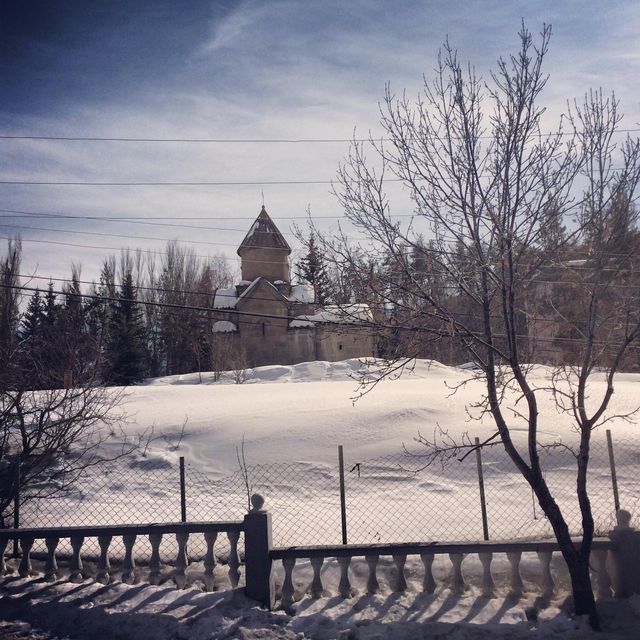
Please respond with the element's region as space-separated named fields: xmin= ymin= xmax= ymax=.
xmin=237 ymin=206 xmax=291 ymax=254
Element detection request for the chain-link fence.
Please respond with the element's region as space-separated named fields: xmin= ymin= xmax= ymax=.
xmin=13 ymin=430 xmax=639 ymax=559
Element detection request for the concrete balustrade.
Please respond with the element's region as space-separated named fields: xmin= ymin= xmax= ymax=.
xmin=270 ymin=538 xmax=622 ymax=609
xmin=2 ymin=501 xmax=640 ymax=615
xmin=0 ymin=521 xmax=244 ymax=591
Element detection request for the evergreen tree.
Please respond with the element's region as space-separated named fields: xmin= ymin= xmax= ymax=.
xmin=104 ymin=270 xmax=147 ymax=385
xmin=20 ymin=288 xmax=44 ymax=342
xmin=295 ymin=233 xmax=331 ymax=305
xmin=18 ymin=288 xmax=46 ymax=387
xmin=0 ymin=238 xmax=22 ymax=388
xmin=85 ymin=258 xmax=117 ymax=378
xmin=39 ymin=282 xmax=62 ymax=386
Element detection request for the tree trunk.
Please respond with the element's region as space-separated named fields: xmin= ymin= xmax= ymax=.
xmin=534 ymin=484 xmax=600 ymax=630
xmin=565 ymin=555 xmax=600 ymax=630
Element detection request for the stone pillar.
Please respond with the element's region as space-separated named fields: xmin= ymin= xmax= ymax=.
xmin=243 ymin=494 xmax=275 ymax=609
xmin=609 ymin=509 xmax=640 ymax=597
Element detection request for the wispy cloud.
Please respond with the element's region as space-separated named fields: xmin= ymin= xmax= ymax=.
xmin=1 ymin=0 xmax=638 ymax=281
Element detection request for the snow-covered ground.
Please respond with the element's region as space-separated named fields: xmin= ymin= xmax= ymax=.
xmin=21 ymin=358 xmax=640 ymax=548
xmin=3 ymin=555 xmax=640 ymax=639
xmin=5 ymin=358 xmax=640 ymax=638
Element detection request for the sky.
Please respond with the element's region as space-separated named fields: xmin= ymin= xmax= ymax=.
xmin=1 ymin=0 xmax=639 ymax=285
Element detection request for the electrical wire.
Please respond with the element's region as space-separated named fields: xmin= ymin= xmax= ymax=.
xmin=3 ymin=281 xmax=638 ymax=351
xmin=0 ymin=178 xmax=362 ymax=186
xmin=0 ymin=207 xmax=400 ymax=222
xmin=1 ymin=129 xmax=638 ymax=143
xmin=8 ymin=273 xmax=640 ymax=327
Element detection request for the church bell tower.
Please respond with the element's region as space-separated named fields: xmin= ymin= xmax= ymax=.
xmin=237 ymin=206 xmax=291 ymax=283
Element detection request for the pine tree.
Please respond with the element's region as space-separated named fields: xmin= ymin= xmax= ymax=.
xmin=18 ymin=288 xmax=46 ymax=387
xmin=0 ymin=239 xmax=21 ymax=386
xmin=39 ymin=282 xmax=62 ymax=386
xmin=20 ymin=288 xmax=44 ymax=342
xmin=295 ymin=233 xmax=331 ymax=304
xmin=104 ymin=270 xmax=147 ymax=385
xmin=85 ymin=258 xmax=117 ymax=378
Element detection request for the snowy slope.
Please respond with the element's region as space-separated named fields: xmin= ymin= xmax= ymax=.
xmin=5 ymin=359 xmax=640 ymax=639
xmin=123 ymin=359 xmax=640 ymax=475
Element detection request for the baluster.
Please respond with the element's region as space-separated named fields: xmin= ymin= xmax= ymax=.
xmin=478 ymin=552 xmax=494 ymax=597
xmin=18 ymin=537 xmax=34 ymax=578
xmin=592 ymin=549 xmax=612 ymax=599
xmin=203 ymin=531 xmax=217 ymax=592
xmin=44 ymin=537 xmax=59 ymax=582
xmin=0 ymin=537 xmax=9 ymax=574
xmin=148 ymin=533 xmax=163 ymax=585
xmin=365 ymin=555 xmax=380 ymax=595
xmin=227 ymin=530 xmax=240 ymax=588
xmin=70 ymin=536 xmax=84 ymax=582
xmin=506 ymin=551 xmax=524 ymax=598
xmin=421 ymin=553 xmax=436 ymax=594
xmin=392 ymin=554 xmax=407 ymax=592
xmin=174 ymin=532 xmax=189 ymax=589
xmin=537 ymin=551 xmax=554 ymax=599
xmin=281 ymin=557 xmax=296 ymax=611
xmin=337 ymin=556 xmax=351 ymax=598
xmin=122 ymin=534 xmax=137 ymax=584
xmin=310 ymin=556 xmax=324 ymax=598
xmin=449 ymin=553 xmax=465 ymax=595
xmin=97 ymin=535 xmax=112 ymax=584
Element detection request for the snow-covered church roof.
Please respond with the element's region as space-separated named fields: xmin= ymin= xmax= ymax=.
xmin=213 ymin=287 xmax=238 ymax=309
xmin=290 ymin=304 xmax=373 ymax=328
xmin=288 ymin=283 xmax=314 ymax=304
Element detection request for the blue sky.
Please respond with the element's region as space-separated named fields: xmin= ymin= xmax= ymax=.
xmin=1 ymin=0 xmax=639 ymax=281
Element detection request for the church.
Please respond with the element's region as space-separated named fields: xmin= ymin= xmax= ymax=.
xmin=212 ymin=206 xmax=375 ymax=368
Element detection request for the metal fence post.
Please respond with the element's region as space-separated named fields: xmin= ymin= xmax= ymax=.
xmin=606 ymin=429 xmax=620 ymax=513
xmin=338 ymin=445 xmax=348 ymax=545
xmin=13 ymin=459 xmax=20 ymax=557
xmin=179 ymin=456 xmax=187 ymax=522
xmin=475 ymin=437 xmax=489 ymax=541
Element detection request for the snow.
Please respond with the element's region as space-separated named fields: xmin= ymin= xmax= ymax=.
xmin=213 ymin=278 xmax=270 ymax=309
xmin=293 ymin=304 xmax=373 ymax=325
xmin=213 ymin=287 xmax=238 ymax=309
xmin=130 ymin=359 xmax=639 ymax=480
xmin=289 ymin=319 xmax=315 ymax=328
xmin=212 ymin=320 xmax=237 ymax=333
xmin=2 ymin=559 xmax=640 ymax=639
xmin=4 ymin=358 xmax=640 ymax=638
xmin=289 ymin=283 xmax=315 ymax=303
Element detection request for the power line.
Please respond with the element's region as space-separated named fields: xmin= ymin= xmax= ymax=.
xmin=0 ymin=207 xmax=352 ymax=222
xmin=0 ymin=222 xmax=248 ymax=248
xmin=1 ymin=207 xmax=639 ymax=263
xmin=5 ymin=231 xmax=640 ymax=277
xmin=1 ymin=135 xmax=361 ymax=143
xmin=0 ymin=235 xmax=220 ymax=260
xmin=15 ymin=273 xmax=307 ymax=302
xmin=3 ymin=281 xmax=638 ymax=351
xmin=0 ymin=179 xmax=356 ymax=187
xmin=0 ymin=233 xmax=328 ymax=266
xmin=0 ymin=282 xmax=297 ymax=322
xmin=13 ymin=267 xmax=640 ymax=328
xmin=1 ymin=129 xmax=638 ymax=143
xmin=0 ymin=167 xmax=632 ymax=187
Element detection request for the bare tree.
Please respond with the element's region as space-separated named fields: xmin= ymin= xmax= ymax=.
xmin=0 ymin=240 xmax=130 ymax=526
xmin=0 ymin=384 xmax=128 ymax=525
xmin=321 ymin=24 xmax=640 ymax=629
